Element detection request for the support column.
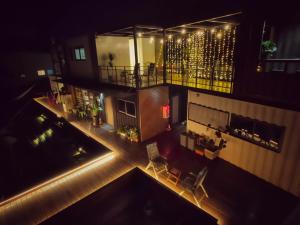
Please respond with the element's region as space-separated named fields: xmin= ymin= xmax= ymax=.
xmin=163 ymin=29 xmax=167 ymax=85
xmin=133 ymin=26 xmax=140 ymax=88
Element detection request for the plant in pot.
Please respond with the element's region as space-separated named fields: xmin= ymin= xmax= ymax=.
xmin=91 ymin=103 xmax=100 ymax=127
xmin=262 ymin=40 xmax=277 ymax=58
xmin=117 ymin=126 xmax=127 ymax=139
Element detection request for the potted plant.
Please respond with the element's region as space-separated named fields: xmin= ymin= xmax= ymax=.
xmin=262 ymin=40 xmax=277 ymax=59
xmin=91 ymin=103 xmax=100 ymax=127
xmin=117 ymin=126 xmax=127 ymax=139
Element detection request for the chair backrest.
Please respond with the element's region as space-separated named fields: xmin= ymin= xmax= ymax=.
xmin=194 ymin=166 xmax=208 ymax=189
xmin=146 ymin=142 xmax=160 ymax=161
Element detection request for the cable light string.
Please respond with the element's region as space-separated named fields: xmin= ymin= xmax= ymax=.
xmin=165 ymin=24 xmax=236 ymax=91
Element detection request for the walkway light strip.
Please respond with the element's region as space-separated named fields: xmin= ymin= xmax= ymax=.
xmin=0 ymin=152 xmax=115 ymax=207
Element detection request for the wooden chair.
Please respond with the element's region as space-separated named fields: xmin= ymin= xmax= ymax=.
xmin=181 ymin=167 xmax=209 ymax=206
xmin=145 ymin=142 xmax=168 ymax=178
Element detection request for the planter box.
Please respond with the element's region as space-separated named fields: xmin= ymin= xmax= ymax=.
xmin=180 ymin=133 xmax=187 ymax=147
xmin=187 ymin=136 xmax=196 ymax=151
xmin=204 ymin=149 xmax=220 ymax=160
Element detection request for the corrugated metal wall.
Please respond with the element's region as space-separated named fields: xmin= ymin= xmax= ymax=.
xmin=187 ymin=90 xmax=300 ymax=197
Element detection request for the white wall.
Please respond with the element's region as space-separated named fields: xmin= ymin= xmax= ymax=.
xmin=96 ymin=36 xmax=131 ymax=67
xmin=187 ymin=90 xmax=300 ymax=197
xmin=96 ymin=36 xmax=156 ymax=69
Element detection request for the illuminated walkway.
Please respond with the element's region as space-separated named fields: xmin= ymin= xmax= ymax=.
xmin=0 ymin=97 xmax=222 ymax=225
xmin=1 ymin=97 xmax=297 ymax=225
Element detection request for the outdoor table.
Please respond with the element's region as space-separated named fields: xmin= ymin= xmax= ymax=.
xmin=167 ymin=167 xmax=181 ymax=185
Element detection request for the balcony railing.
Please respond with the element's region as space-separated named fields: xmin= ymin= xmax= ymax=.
xmin=166 ymin=64 xmax=234 ymax=94
xmin=98 ymin=65 xmax=164 ymax=88
xmin=261 ymin=59 xmax=300 ymax=74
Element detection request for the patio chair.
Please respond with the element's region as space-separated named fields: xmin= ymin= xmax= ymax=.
xmin=145 ymin=142 xmax=168 ymax=178
xmin=181 ymin=166 xmax=209 ymax=206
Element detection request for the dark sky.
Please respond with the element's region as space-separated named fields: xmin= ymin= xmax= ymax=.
xmin=0 ymin=0 xmax=296 ymax=51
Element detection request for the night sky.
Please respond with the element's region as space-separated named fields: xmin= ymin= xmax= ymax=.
xmin=0 ymin=0 xmax=297 ymax=51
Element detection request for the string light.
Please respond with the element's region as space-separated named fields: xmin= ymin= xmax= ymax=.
xmin=181 ymin=28 xmax=186 ymax=34
xmin=160 ymin=39 xmax=164 ymax=44
xmin=168 ymin=34 xmax=172 ymax=39
xmin=165 ymin=24 xmax=237 ymax=93
xmin=149 ymin=37 xmax=154 ymax=43
xmin=137 ymin=32 xmax=142 ymax=37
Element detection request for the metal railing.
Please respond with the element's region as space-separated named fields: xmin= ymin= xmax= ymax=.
xmin=262 ymin=59 xmax=300 ymax=74
xmin=98 ymin=65 xmax=164 ymax=88
xmin=166 ymin=64 xmax=234 ymax=94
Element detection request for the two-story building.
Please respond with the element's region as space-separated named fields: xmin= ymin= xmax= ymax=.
xmin=49 ymin=11 xmax=300 ymax=198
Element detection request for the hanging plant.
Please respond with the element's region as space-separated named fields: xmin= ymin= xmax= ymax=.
xmin=262 ymin=40 xmax=277 ymax=58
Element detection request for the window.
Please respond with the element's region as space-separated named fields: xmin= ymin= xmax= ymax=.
xmin=118 ymin=99 xmax=136 ymax=117
xmin=230 ymin=114 xmax=285 ymax=152
xmin=74 ymin=47 xmax=86 ymax=60
xmin=37 ymin=70 xmax=46 ymax=76
xmin=188 ymin=103 xmax=229 ymax=130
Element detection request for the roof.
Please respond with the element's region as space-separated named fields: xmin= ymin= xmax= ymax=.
xmin=42 ymin=168 xmax=218 ymax=225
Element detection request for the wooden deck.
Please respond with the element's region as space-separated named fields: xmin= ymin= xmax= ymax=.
xmin=0 ymin=97 xmax=298 ymax=225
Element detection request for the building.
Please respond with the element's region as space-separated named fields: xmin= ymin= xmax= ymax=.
xmin=49 ymin=11 xmax=300 ymax=198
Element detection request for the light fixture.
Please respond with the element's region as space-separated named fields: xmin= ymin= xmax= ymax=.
xmin=197 ymin=30 xmax=203 ymax=35
xmin=217 ymin=32 xmax=222 ymax=39
xmin=211 ymin=28 xmax=216 ymax=34
xmin=137 ymin=32 xmax=142 ymax=37
xmin=168 ymin=34 xmax=172 ymax=39
xmin=150 ymin=37 xmax=154 ymax=43
xmin=177 ymin=38 xmax=181 ymax=43
xmin=224 ymin=24 xmax=230 ymax=30
xmin=187 ymin=38 xmax=191 ymax=42
xmin=181 ymin=28 xmax=186 ymax=34
xmin=160 ymin=39 xmax=164 ymax=44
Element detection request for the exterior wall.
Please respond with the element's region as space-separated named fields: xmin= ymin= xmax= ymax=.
xmin=138 ymin=86 xmax=169 ymax=141
xmin=187 ymin=90 xmax=300 ymax=197
xmin=65 ymin=35 xmax=96 ymax=80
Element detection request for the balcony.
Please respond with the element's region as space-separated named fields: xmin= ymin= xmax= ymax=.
xmin=165 ymin=13 xmax=241 ymax=94
xmin=98 ymin=65 xmax=164 ymax=88
xmin=96 ymin=25 xmax=164 ymax=89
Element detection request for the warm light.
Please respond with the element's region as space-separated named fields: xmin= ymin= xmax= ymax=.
xmin=177 ymin=38 xmax=181 ymax=43
xmin=137 ymin=32 xmax=142 ymax=37
xmin=149 ymin=37 xmax=154 ymax=43
xmin=217 ymin=32 xmax=222 ymax=39
xmin=187 ymin=38 xmax=191 ymax=42
xmin=160 ymin=39 xmax=164 ymax=44
xmin=197 ymin=30 xmax=204 ymax=35
xmin=168 ymin=34 xmax=172 ymax=39
xmin=181 ymin=28 xmax=186 ymax=34
xmin=211 ymin=28 xmax=216 ymax=34
xmin=224 ymin=24 xmax=230 ymax=30
xmin=37 ymin=70 xmax=46 ymax=76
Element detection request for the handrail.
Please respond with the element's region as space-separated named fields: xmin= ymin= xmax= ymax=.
xmin=263 ymin=58 xmax=300 ymax=62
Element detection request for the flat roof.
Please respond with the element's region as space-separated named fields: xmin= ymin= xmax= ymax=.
xmin=42 ymin=168 xmax=218 ymax=225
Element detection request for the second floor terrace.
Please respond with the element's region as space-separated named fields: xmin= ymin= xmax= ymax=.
xmin=95 ymin=13 xmax=241 ymax=94
xmin=96 ymin=25 xmax=164 ymax=88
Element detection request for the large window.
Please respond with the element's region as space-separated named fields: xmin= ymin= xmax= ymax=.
xmin=230 ymin=114 xmax=285 ymax=152
xmin=117 ymin=99 xmax=136 ymax=117
xmin=74 ymin=47 xmax=86 ymax=61
xmin=188 ymin=103 xmax=229 ymax=130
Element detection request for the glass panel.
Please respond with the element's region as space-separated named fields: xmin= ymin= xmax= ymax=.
xmin=126 ymin=102 xmax=136 ymax=117
xmin=75 ymin=49 xmax=81 ymax=60
xmin=118 ymin=100 xmax=126 ymax=113
xmin=80 ymin=48 xmax=86 ymax=60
